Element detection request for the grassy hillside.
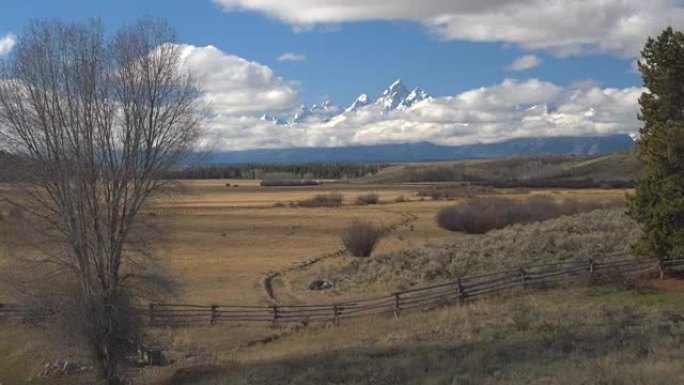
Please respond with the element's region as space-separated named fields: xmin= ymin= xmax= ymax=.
xmin=320 ymin=208 xmax=637 ymax=291
xmin=359 ymin=153 xmax=642 ymax=186
xmin=167 ymin=287 xmax=684 ymax=385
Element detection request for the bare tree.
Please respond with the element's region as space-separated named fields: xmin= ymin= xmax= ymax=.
xmin=0 ymin=17 xmax=202 ymax=384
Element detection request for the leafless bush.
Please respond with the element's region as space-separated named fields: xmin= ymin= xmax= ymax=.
xmin=395 ymin=195 xmax=407 ymax=203
xmin=436 ymin=195 xmax=625 ymax=234
xmin=297 ymin=193 xmax=343 ymax=208
xmin=356 ymin=193 xmax=380 ymax=205
xmin=341 ymin=219 xmax=384 ymax=257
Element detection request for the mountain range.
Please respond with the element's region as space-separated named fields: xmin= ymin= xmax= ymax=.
xmin=262 ymin=78 xmax=431 ymax=125
xmin=208 ymin=135 xmax=636 ymax=164
xmin=237 ymin=79 xmax=636 ymax=164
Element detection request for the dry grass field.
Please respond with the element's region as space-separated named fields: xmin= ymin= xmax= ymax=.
xmin=1 ymin=180 xmax=628 ymax=304
xmin=144 ymin=180 xmax=629 ymax=304
xmin=0 ymin=179 xmax=646 ymax=385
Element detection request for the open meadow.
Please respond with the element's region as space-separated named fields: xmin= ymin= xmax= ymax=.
xmin=0 ymin=178 xmax=678 ymax=385
xmin=142 ymin=180 xmax=630 ymax=303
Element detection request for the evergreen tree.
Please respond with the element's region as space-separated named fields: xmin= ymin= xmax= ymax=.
xmin=628 ymin=27 xmax=684 ymax=260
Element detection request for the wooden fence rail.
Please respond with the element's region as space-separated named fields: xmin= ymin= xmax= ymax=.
xmin=3 ymin=257 xmax=684 ymax=327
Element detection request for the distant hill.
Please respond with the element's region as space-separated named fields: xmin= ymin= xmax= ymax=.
xmin=359 ymin=152 xmax=643 ymax=187
xmin=208 ymin=134 xmax=636 ymax=164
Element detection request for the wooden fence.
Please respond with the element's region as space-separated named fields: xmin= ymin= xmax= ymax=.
xmin=3 ymin=257 xmax=684 ymax=327
xmin=146 ymin=256 xmax=684 ymax=326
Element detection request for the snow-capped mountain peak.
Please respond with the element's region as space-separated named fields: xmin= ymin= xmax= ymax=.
xmin=286 ymin=79 xmax=429 ymax=123
xmin=399 ymin=87 xmax=430 ymax=109
xmin=375 ymin=78 xmax=410 ymax=110
xmin=347 ymin=93 xmax=372 ymax=111
xmin=289 ymin=100 xmax=342 ymax=124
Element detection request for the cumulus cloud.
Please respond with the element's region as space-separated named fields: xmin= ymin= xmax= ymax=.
xmin=178 ymin=44 xmax=298 ymax=115
xmin=507 ymin=55 xmax=542 ymax=71
xmin=0 ymin=33 xmax=16 ymax=56
xmin=205 ymin=78 xmax=644 ymax=150
xmin=277 ymin=52 xmax=307 ymax=62
xmin=212 ymin=0 xmax=684 ymax=57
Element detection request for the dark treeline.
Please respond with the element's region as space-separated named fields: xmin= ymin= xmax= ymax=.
xmin=165 ymin=163 xmax=391 ymax=180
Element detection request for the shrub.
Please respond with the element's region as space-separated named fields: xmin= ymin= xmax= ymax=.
xmin=297 ymin=193 xmax=343 ymax=208
xmin=225 ymin=183 xmax=231 ymax=187
xmin=328 ymin=208 xmax=638 ymax=288
xmin=395 ymin=195 xmax=407 ymax=203
xmin=341 ymin=219 xmax=384 ymax=257
xmin=436 ymin=195 xmax=624 ymax=234
xmin=416 ymin=185 xmax=495 ymax=201
xmin=356 ymin=193 xmax=380 ymax=205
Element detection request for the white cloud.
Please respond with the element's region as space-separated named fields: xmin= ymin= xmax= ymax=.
xmin=507 ymin=55 xmax=542 ymax=71
xmin=178 ymin=44 xmax=298 ymax=115
xmin=277 ymin=52 xmax=307 ymax=62
xmin=205 ymin=78 xmax=644 ymax=150
xmin=212 ymin=0 xmax=684 ymax=57
xmin=0 ymin=33 xmax=16 ymax=57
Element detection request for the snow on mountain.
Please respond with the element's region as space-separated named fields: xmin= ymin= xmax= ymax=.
xmin=289 ymin=100 xmax=342 ymax=124
xmin=374 ymin=78 xmax=410 ymax=110
xmin=399 ymin=87 xmax=430 ymax=109
xmin=284 ymin=79 xmax=430 ymax=124
xmin=346 ymin=93 xmax=372 ymax=111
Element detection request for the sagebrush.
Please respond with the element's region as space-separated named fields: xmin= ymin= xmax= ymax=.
xmin=436 ymin=195 xmax=625 ymax=234
xmin=296 ymin=193 xmax=343 ymax=208
xmin=325 ymin=208 xmax=639 ymax=289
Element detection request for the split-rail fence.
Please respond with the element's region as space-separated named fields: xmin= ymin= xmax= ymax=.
xmin=2 ymin=256 xmax=684 ymax=327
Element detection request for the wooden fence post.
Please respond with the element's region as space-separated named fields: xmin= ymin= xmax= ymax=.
xmin=210 ymin=305 xmax=218 ymax=326
xmin=456 ymin=277 xmax=464 ymax=305
xmin=589 ymin=258 xmax=594 ymax=275
xmin=148 ymin=304 xmax=155 ymax=327
xmin=271 ymin=305 xmax=279 ymax=327
xmin=519 ymin=268 xmax=527 ymax=287
xmin=393 ymin=293 xmax=401 ymax=317
xmin=333 ymin=303 xmax=340 ymax=326
xmin=659 ymin=259 xmax=665 ymax=280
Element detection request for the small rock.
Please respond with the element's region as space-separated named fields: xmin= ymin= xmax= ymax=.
xmin=309 ymin=279 xmax=333 ymax=291
xmin=62 ymin=361 xmax=80 ymax=373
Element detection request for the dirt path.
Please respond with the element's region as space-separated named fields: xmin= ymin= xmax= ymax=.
xmin=263 ymin=208 xmax=418 ymax=302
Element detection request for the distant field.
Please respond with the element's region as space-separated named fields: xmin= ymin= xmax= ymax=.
xmin=358 ymin=153 xmax=642 ymax=186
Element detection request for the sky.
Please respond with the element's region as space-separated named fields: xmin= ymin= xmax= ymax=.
xmin=0 ymin=0 xmax=682 ymax=150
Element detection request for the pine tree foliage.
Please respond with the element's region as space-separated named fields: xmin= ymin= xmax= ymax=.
xmin=628 ymin=27 xmax=684 ymax=259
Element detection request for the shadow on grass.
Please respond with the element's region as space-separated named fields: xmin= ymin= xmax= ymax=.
xmin=168 ymin=317 xmax=684 ymax=385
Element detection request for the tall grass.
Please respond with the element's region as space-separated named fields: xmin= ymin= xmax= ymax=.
xmin=436 ymin=195 xmax=625 ymax=234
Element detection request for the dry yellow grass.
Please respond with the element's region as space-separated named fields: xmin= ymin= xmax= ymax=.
xmin=0 ymin=180 xmax=662 ymax=385
xmin=140 ymin=287 xmax=684 ymax=385
xmin=0 ymin=181 xmax=629 ymax=305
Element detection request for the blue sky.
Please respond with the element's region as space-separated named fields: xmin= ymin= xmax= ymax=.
xmin=0 ymin=1 xmax=681 ymax=149
xmin=0 ymin=0 xmax=642 ymax=105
